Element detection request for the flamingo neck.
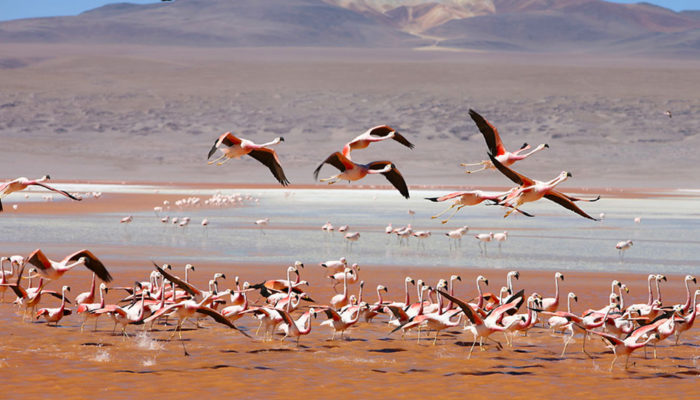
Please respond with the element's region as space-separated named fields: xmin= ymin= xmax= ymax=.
xmin=299 ymin=311 xmax=312 ymax=334
xmin=99 ymin=287 xmax=106 ymax=308
xmin=476 ymin=281 xmax=484 ymax=309
xmin=404 ymin=281 xmax=410 ymax=305
xmin=655 ymin=278 xmax=663 ymax=304
xmin=553 ymin=277 xmax=560 ymax=306
xmin=682 ymin=280 xmax=692 ymax=313
xmin=377 ymin=288 xmax=384 ymax=304
xmin=647 ymin=275 xmax=654 ymax=305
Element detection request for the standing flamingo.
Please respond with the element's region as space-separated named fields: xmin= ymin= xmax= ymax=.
xmin=461 ymin=109 xmax=549 ymax=173
xmin=35 ymin=285 xmax=71 ymax=325
xmin=313 ymin=152 xmax=409 ymax=199
xmin=586 ymin=328 xmax=659 ymax=371
xmin=616 ymin=240 xmax=633 ymax=260
xmin=77 ymin=283 xmax=108 ymax=332
xmin=0 ymin=175 xmax=81 ymax=211
xmin=541 ymin=272 xmax=564 ymax=313
xmin=207 ymin=132 xmax=289 ymax=186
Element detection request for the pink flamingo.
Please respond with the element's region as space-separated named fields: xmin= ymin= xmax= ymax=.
xmin=207 ymin=132 xmax=289 ymax=186
xmin=0 ymin=175 xmax=81 ymax=211
xmin=426 ymin=190 xmax=525 ymax=223
xmin=461 ymin=109 xmax=548 ymax=173
xmin=75 ymin=273 xmax=97 ymax=305
xmin=35 ymin=285 xmax=72 ymax=325
xmin=674 ymin=289 xmax=700 ymax=344
xmin=341 ymin=125 xmax=414 ymax=160
xmin=25 ymin=248 xmax=113 ymax=283
xmin=488 ymin=153 xmax=600 ymax=219
xmin=586 ymin=328 xmax=659 ymax=371
xmin=541 ymin=272 xmax=564 ymax=312
xmin=277 ymin=307 xmax=316 ymax=346
xmin=313 ymin=152 xmax=410 ymax=199
xmin=77 ymin=283 xmax=108 ymax=332
xmin=319 ymin=303 xmax=367 ymax=340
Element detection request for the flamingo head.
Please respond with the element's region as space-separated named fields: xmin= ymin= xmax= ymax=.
xmin=451 ymin=275 xmax=462 ymax=282
xmin=378 ymin=285 xmax=388 ymax=293
xmin=294 ymin=261 xmax=304 ymax=269
xmin=405 ymin=277 xmax=415 ymax=285
xmin=556 ymin=272 xmax=564 ymax=281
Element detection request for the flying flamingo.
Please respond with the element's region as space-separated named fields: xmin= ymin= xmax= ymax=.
xmin=207 ymin=132 xmax=289 ymax=186
xmin=0 ymin=175 xmax=81 ymax=211
xmin=461 ymin=109 xmax=549 ymax=173
xmin=341 ymin=125 xmax=414 ymax=160
xmin=426 ymin=190 xmax=528 ymax=224
xmin=313 ymin=152 xmax=409 ymax=199
xmin=24 ymin=248 xmax=113 ymax=283
xmin=35 ymin=285 xmax=72 ymax=325
xmin=488 ymin=153 xmax=600 ymax=220
xmin=277 ymin=307 xmax=316 ymax=346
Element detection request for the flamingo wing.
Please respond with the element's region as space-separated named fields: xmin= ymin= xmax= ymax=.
xmin=64 ymin=249 xmax=113 ymax=282
xmin=437 ymin=289 xmax=482 ymax=325
xmin=197 ymin=306 xmax=251 ymax=338
xmin=321 ymin=307 xmax=341 ymax=321
xmin=247 ymin=148 xmax=290 ymax=186
xmin=41 ymin=290 xmax=71 ymax=303
xmin=581 ymin=325 xmax=623 ymax=346
xmin=313 ymin=152 xmax=351 ymax=180
xmin=550 ymin=190 xmax=601 ymax=203
xmin=385 ymin=305 xmax=409 ymax=321
xmin=154 ymin=263 xmax=200 ymax=297
xmin=469 ymin=109 xmax=506 ymax=156
xmin=544 ymin=193 xmax=599 ymax=221
xmin=368 ymin=162 xmax=409 ymax=199
xmin=425 ymin=191 xmax=471 ymax=202
xmin=366 ymin=125 xmax=415 ymax=149
xmin=488 ymin=153 xmax=533 ymax=187
xmin=25 ymin=249 xmax=53 ymax=273
xmin=30 ymin=181 xmax=82 ymax=201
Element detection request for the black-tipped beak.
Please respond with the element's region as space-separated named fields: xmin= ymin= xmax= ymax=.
xmin=693 ymin=278 xmax=697 ymax=284
xmin=566 ymin=172 xmax=572 ymax=178
xmin=484 ymin=279 xmax=489 ymax=286
xmin=221 ymin=274 xmax=226 ymax=280
xmin=574 ymin=296 xmax=578 ymax=302
xmin=279 ymin=137 xmax=285 ymax=142
xmin=544 ymin=144 xmax=550 ymax=148
xmin=410 ymin=279 xmax=415 ymax=285
xmin=207 ymin=140 xmax=218 ymax=160
xmin=457 ymin=276 xmax=462 ymax=281
xmin=46 ymin=174 xmax=52 ymax=180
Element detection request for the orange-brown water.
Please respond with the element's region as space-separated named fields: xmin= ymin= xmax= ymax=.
xmin=1 ymin=262 xmax=697 ymax=399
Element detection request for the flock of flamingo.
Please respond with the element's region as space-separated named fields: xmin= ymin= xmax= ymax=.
xmin=1 ymin=109 xmax=690 ymax=373
xmin=0 ymin=251 xmax=697 ymax=371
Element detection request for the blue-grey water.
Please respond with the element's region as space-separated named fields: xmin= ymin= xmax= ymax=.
xmin=1 ymin=185 xmax=699 ymax=275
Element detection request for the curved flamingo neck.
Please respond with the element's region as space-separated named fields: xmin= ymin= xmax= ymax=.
xmin=299 ymin=312 xmax=312 ymax=334
xmin=377 ymin=287 xmax=384 ymax=304
xmin=404 ymin=280 xmax=410 ymax=305
xmin=647 ymin=275 xmax=654 ymax=305
xmin=476 ymin=280 xmax=485 ymax=309
xmin=682 ymin=279 xmax=692 ymax=313
xmin=99 ymin=287 xmax=106 ymax=308
xmin=552 ymin=276 xmax=560 ymax=307
xmin=655 ymin=278 xmax=663 ymax=304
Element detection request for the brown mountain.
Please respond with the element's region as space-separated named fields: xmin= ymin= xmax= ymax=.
xmin=0 ymin=0 xmax=698 ymax=55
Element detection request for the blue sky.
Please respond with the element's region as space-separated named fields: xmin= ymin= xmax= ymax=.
xmin=0 ymin=0 xmax=698 ymax=22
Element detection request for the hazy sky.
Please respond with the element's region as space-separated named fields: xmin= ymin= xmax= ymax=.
xmin=0 ymin=0 xmax=698 ymax=22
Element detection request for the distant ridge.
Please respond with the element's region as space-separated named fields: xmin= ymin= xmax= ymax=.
xmin=0 ymin=0 xmax=698 ymax=55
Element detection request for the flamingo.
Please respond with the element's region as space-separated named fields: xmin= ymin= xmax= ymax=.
xmin=502 ymin=294 xmax=541 ymax=346
xmin=313 ymin=152 xmax=409 ymax=199
xmin=329 ymin=263 xmax=360 ymax=291
xmin=254 ymin=218 xmax=269 ymax=233
xmin=144 ymin=292 xmax=250 ymax=355
xmin=320 ymin=257 xmax=347 ymax=274
xmin=24 ymin=248 xmax=113 ymax=283
xmin=77 ymin=283 xmax=108 ymax=332
xmin=363 ymin=284 xmax=389 ymax=322
xmin=330 ymin=268 xmax=351 ymax=309
xmin=35 ymin=285 xmax=72 ymax=325
xmin=75 ymin=273 xmax=97 ymax=305
xmin=0 ymin=175 xmax=81 ymax=211
xmin=461 ymin=109 xmax=549 ymax=173
xmin=341 ymin=125 xmax=414 ymax=160
xmin=493 ymin=231 xmax=508 ymax=251
xmin=319 ymin=304 xmax=367 ymax=340
xmin=488 ymin=153 xmax=600 ymax=220
xmin=616 ymin=240 xmax=633 ymax=260
xmin=674 ymin=289 xmax=700 ymax=345
xmin=679 ymin=275 xmax=697 ymax=314
xmin=277 ymin=307 xmax=316 ymax=346
xmin=440 ymin=288 xmax=525 ymax=358
xmin=207 ymin=132 xmax=289 ymax=186
xmin=475 ymin=232 xmax=494 ymax=255
xmin=586 ymin=328 xmax=659 ymax=371
xmin=426 ymin=190 xmax=523 ymax=224
xmin=541 ymin=272 xmax=564 ymax=313
xmin=344 ymin=232 xmax=360 ymax=251
xmin=321 ymin=221 xmax=334 ymax=232
xmin=547 ymin=292 xmax=577 ymax=333
xmin=445 ymin=226 xmax=469 ymax=249
xmin=92 ymin=284 xmax=149 ymax=337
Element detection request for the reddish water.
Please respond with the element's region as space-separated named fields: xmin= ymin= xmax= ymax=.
xmin=1 ymin=263 xmax=697 ymax=399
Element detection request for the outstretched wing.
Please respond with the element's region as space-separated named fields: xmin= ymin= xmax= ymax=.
xmin=488 ymin=153 xmax=533 ymax=187
xmin=64 ymin=249 xmax=113 ymax=283
xmin=438 ymin=289 xmax=482 ymax=325
xmin=367 ymin=125 xmax=415 ymax=149
xmin=313 ymin=152 xmax=351 ymax=181
xmin=369 ymin=162 xmax=410 ymax=199
xmin=197 ymin=306 xmax=251 ymax=338
xmin=247 ymin=148 xmax=290 ymax=186
xmin=31 ymin=182 xmax=82 ymax=201
xmin=154 ymin=262 xmax=200 ymax=297
xmin=544 ymin=193 xmax=599 ymax=221
xmin=26 ymin=249 xmax=52 ymax=272
xmin=469 ymin=109 xmax=505 ymax=156
xmin=550 ymin=190 xmax=600 ymax=203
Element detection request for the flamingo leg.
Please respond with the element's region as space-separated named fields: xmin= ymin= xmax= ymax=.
xmin=468 ymin=337 xmax=477 ymax=359
xmin=431 ymin=204 xmax=455 ymax=219
xmin=320 ymin=175 xmax=340 ymax=184
xmin=207 ymin=154 xmax=227 ymax=165
xmin=215 ymin=156 xmax=233 ymax=166
xmin=441 ymin=205 xmax=465 ymax=224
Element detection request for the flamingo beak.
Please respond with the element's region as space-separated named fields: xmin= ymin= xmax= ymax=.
xmin=207 ymin=140 xmax=218 ymax=160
